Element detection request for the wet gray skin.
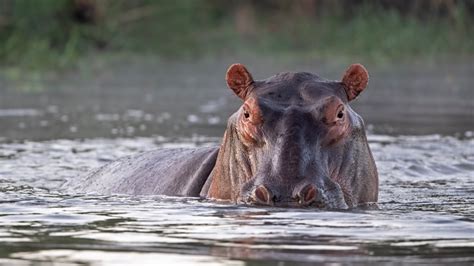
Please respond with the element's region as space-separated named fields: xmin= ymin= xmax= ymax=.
xmin=71 ymin=63 xmax=378 ymax=209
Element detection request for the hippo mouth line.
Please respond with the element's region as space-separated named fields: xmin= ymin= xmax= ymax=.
xmin=239 ymin=200 xmax=345 ymax=210
xmin=239 ymin=198 xmax=327 ymax=209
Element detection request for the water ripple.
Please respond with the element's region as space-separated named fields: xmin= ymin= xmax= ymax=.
xmin=0 ymin=135 xmax=473 ymax=264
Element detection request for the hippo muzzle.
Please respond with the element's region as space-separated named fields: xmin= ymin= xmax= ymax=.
xmin=242 ymin=181 xmax=349 ymax=209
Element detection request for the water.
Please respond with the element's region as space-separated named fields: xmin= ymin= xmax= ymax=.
xmin=1 ymin=57 xmax=473 ymax=141
xmin=0 ymin=57 xmax=473 ymax=265
xmin=0 ymin=134 xmax=473 ymax=265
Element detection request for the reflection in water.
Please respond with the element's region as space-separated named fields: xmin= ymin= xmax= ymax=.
xmin=0 ymin=135 xmax=473 ymax=265
xmin=11 ymin=250 xmax=244 ymax=266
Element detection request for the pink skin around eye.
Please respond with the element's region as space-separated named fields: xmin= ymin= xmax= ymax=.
xmin=237 ymin=98 xmax=263 ymax=145
xmin=323 ymin=98 xmax=350 ymax=145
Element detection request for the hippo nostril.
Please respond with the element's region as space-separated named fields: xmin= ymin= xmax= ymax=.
xmin=299 ymin=184 xmax=318 ymax=205
xmin=254 ymin=185 xmax=272 ymax=205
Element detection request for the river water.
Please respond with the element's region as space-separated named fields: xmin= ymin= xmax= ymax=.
xmin=0 ymin=57 xmax=473 ymax=265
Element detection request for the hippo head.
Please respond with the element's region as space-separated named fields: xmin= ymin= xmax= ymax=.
xmin=205 ymin=64 xmax=378 ymax=209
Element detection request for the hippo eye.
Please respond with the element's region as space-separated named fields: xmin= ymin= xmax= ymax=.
xmin=243 ymin=111 xmax=250 ymax=119
xmin=337 ymin=111 xmax=344 ymax=119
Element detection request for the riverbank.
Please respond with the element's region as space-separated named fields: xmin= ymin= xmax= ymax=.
xmin=1 ymin=1 xmax=473 ymax=73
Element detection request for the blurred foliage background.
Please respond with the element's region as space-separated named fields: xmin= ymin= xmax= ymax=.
xmin=0 ymin=0 xmax=473 ymax=70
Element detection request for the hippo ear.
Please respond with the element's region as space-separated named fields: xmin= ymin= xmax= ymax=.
xmin=341 ymin=64 xmax=369 ymax=101
xmin=226 ymin=63 xmax=254 ymax=100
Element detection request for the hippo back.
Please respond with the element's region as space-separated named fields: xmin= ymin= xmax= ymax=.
xmin=68 ymin=147 xmax=219 ymax=196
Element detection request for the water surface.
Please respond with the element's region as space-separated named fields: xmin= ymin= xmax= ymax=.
xmin=0 ymin=58 xmax=473 ymax=265
xmin=0 ymin=134 xmax=473 ymax=265
xmin=1 ymin=58 xmax=473 ymax=141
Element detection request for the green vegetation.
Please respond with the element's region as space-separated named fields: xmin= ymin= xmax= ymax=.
xmin=0 ymin=0 xmax=473 ymax=71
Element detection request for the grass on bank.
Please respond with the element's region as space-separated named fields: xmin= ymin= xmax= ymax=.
xmin=0 ymin=1 xmax=473 ymax=76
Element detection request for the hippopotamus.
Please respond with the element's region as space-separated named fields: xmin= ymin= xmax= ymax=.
xmin=70 ymin=63 xmax=378 ymax=209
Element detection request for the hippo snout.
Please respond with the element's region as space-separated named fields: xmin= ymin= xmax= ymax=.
xmin=245 ymin=182 xmax=348 ymax=209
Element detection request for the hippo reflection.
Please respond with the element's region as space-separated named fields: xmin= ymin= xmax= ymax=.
xmin=72 ymin=63 xmax=378 ymax=209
